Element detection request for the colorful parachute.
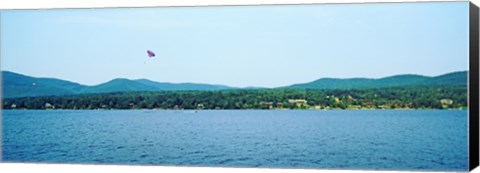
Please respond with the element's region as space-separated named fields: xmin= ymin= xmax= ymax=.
xmin=147 ymin=50 xmax=155 ymax=58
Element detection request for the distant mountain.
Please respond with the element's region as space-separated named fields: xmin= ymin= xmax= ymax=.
xmin=1 ymin=71 xmax=236 ymax=98
xmin=134 ymin=79 xmax=235 ymax=91
xmin=1 ymin=70 xmax=468 ymax=98
xmin=81 ymin=78 xmax=159 ymax=94
xmin=426 ymin=71 xmax=467 ymax=85
xmin=82 ymin=78 xmax=235 ymax=94
xmin=286 ymin=71 xmax=467 ymax=89
xmin=2 ymin=71 xmax=86 ymax=98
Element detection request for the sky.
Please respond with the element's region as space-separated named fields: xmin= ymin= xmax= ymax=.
xmin=0 ymin=2 xmax=469 ymax=88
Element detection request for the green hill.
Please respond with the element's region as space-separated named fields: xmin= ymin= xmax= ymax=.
xmin=1 ymin=71 xmax=236 ymax=98
xmin=426 ymin=71 xmax=468 ymax=85
xmin=286 ymin=71 xmax=467 ymax=89
xmin=81 ymin=78 xmax=159 ymax=94
xmin=81 ymin=78 xmax=235 ymax=94
xmin=2 ymin=70 xmax=468 ymax=98
xmin=2 ymin=71 xmax=86 ymax=98
xmin=134 ymin=79 xmax=235 ymax=91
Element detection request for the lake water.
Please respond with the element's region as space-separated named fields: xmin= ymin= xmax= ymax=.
xmin=2 ymin=110 xmax=468 ymax=171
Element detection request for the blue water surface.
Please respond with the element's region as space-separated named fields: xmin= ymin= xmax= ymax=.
xmin=2 ymin=110 xmax=468 ymax=171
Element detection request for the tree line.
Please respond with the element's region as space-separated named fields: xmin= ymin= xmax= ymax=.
xmin=2 ymin=85 xmax=467 ymax=110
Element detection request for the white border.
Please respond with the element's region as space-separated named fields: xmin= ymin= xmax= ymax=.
xmin=0 ymin=0 xmax=469 ymax=10
xmin=0 ymin=0 xmax=478 ymax=173
xmin=0 ymin=163 xmax=461 ymax=173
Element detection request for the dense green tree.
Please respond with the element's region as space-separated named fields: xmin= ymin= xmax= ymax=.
xmin=2 ymin=85 xmax=467 ymax=110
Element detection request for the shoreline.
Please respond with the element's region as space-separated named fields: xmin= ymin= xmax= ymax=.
xmin=2 ymin=108 xmax=468 ymax=111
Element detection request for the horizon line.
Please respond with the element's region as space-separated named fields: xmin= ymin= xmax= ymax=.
xmin=1 ymin=70 xmax=468 ymax=89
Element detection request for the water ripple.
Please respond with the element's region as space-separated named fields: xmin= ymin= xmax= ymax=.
xmin=2 ymin=110 xmax=468 ymax=171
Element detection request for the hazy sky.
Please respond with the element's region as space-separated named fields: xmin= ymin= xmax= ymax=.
xmin=0 ymin=2 xmax=469 ymax=88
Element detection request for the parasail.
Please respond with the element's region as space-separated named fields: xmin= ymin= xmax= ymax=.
xmin=147 ymin=50 xmax=155 ymax=58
